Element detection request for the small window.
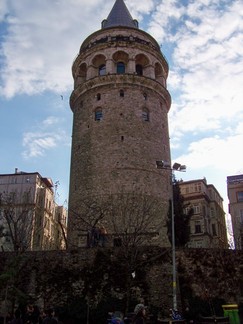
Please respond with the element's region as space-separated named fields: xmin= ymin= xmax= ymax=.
xmin=212 ymin=224 xmax=217 ymax=236
xmin=96 ymin=93 xmax=101 ymax=100
xmin=117 ymin=62 xmax=125 ymax=74
xmin=95 ymin=108 xmax=103 ymax=121
xmin=136 ymin=64 xmax=143 ymax=76
xmin=240 ymin=210 xmax=243 ymax=224
xmin=237 ymin=191 xmax=243 ymax=202
xmin=142 ymin=109 xmax=149 ymax=121
xmin=143 ymin=93 xmax=147 ymax=100
xmin=120 ymin=90 xmax=124 ymax=97
xmin=99 ymin=64 xmax=106 ymax=76
xmin=195 ymin=224 xmax=202 ymax=234
xmin=193 ymin=205 xmax=200 ymax=214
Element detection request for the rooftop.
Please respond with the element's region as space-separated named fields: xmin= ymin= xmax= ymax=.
xmin=102 ymin=0 xmax=138 ymax=29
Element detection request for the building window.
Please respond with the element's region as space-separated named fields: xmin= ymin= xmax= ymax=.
xmin=193 ymin=205 xmax=200 ymax=214
xmin=120 ymin=90 xmax=124 ymax=97
xmin=117 ymin=62 xmax=125 ymax=74
xmin=99 ymin=64 xmax=106 ymax=76
xmin=212 ymin=223 xmax=217 ymax=236
xmin=237 ymin=191 xmax=243 ymax=202
xmin=240 ymin=210 xmax=243 ymax=224
xmin=195 ymin=224 xmax=202 ymax=233
xmin=143 ymin=93 xmax=147 ymax=100
xmin=95 ymin=108 xmax=103 ymax=121
xmin=96 ymin=93 xmax=101 ymax=100
xmin=136 ymin=64 xmax=143 ymax=75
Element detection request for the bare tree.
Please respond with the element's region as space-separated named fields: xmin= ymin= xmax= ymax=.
xmin=69 ymin=192 xmax=166 ymax=313
xmin=107 ymin=192 xmax=163 ymax=247
xmin=0 ymin=190 xmax=36 ymax=253
xmin=68 ymin=196 xmax=112 ymax=248
xmin=0 ymin=190 xmax=39 ymax=321
xmin=105 ymin=192 xmax=165 ymax=313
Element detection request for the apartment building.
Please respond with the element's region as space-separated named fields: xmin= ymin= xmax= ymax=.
xmin=0 ymin=169 xmax=67 ymax=251
xmin=179 ymin=178 xmax=228 ymax=248
xmin=227 ymin=174 xmax=243 ymax=250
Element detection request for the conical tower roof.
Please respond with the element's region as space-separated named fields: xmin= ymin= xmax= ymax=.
xmin=102 ymin=0 xmax=138 ymax=29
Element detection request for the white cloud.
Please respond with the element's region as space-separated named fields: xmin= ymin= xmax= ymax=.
xmin=176 ymin=131 xmax=243 ymax=172
xmin=22 ymin=116 xmax=70 ymax=159
xmin=1 ymin=0 xmax=243 ymax=199
xmin=147 ymin=0 xmax=243 ymax=144
xmin=0 ymin=0 xmax=109 ymax=98
xmin=0 ymin=0 xmax=8 ymax=21
xmin=22 ymin=132 xmax=60 ymax=158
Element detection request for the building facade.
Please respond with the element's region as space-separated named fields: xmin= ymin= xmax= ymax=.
xmin=227 ymin=174 xmax=243 ymax=250
xmin=0 ymin=169 xmax=67 ymax=251
xmin=68 ymin=0 xmax=172 ymax=248
xmin=179 ymin=178 xmax=228 ymax=248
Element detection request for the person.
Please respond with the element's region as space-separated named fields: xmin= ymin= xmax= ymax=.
xmin=11 ymin=309 xmax=23 ymax=324
xmin=99 ymin=225 xmax=107 ymax=247
xmin=170 ymin=309 xmax=183 ymax=321
xmin=110 ymin=311 xmax=124 ymax=324
xmin=184 ymin=306 xmax=194 ymax=323
xmin=42 ymin=309 xmax=58 ymax=324
xmin=132 ymin=304 xmax=147 ymax=324
xmin=91 ymin=226 xmax=100 ymax=247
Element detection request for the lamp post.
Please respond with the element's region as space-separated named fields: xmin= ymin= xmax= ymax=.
xmin=156 ymin=160 xmax=186 ymax=311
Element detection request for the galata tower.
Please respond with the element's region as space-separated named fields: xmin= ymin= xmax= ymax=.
xmin=68 ymin=0 xmax=172 ymax=248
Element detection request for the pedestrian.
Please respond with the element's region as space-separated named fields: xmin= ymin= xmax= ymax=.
xmin=132 ymin=304 xmax=147 ymax=324
xmin=11 ymin=309 xmax=23 ymax=324
xmin=99 ymin=225 xmax=107 ymax=247
xmin=42 ymin=309 xmax=58 ymax=324
xmin=184 ymin=306 xmax=194 ymax=323
xmin=91 ymin=226 xmax=99 ymax=247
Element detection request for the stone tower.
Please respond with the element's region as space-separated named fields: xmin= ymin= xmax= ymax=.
xmin=68 ymin=0 xmax=172 ymax=248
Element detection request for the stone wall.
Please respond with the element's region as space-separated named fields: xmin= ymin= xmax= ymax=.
xmin=0 ymin=247 xmax=242 ymax=321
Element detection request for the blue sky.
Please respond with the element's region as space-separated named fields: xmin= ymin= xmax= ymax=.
xmin=0 ymin=0 xmax=243 ymax=229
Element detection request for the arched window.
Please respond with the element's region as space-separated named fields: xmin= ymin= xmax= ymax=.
xmin=120 ymin=90 xmax=124 ymax=97
xmin=95 ymin=108 xmax=103 ymax=121
xmin=136 ymin=64 xmax=143 ymax=76
xmin=142 ymin=108 xmax=149 ymax=122
xmin=117 ymin=62 xmax=125 ymax=74
xmin=99 ymin=64 xmax=106 ymax=76
xmin=96 ymin=93 xmax=101 ymax=101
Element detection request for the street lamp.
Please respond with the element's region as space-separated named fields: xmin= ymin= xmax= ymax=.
xmin=156 ymin=160 xmax=186 ymax=311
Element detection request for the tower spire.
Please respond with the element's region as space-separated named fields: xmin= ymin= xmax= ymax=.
xmin=102 ymin=0 xmax=138 ymax=29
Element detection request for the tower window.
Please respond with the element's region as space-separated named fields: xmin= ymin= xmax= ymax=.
xmin=136 ymin=64 xmax=143 ymax=76
xmin=99 ymin=64 xmax=106 ymax=76
xmin=143 ymin=93 xmax=147 ymax=100
xmin=95 ymin=108 xmax=103 ymax=121
xmin=212 ymin=224 xmax=217 ymax=236
xmin=117 ymin=62 xmax=125 ymax=74
xmin=120 ymin=90 xmax=124 ymax=97
xmin=96 ymin=93 xmax=101 ymax=100
xmin=142 ymin=109 xmax=149 ymax=121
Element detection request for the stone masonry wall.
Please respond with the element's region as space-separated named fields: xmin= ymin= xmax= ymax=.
xmin=0 ymin=247 xmax=242 ymax=320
